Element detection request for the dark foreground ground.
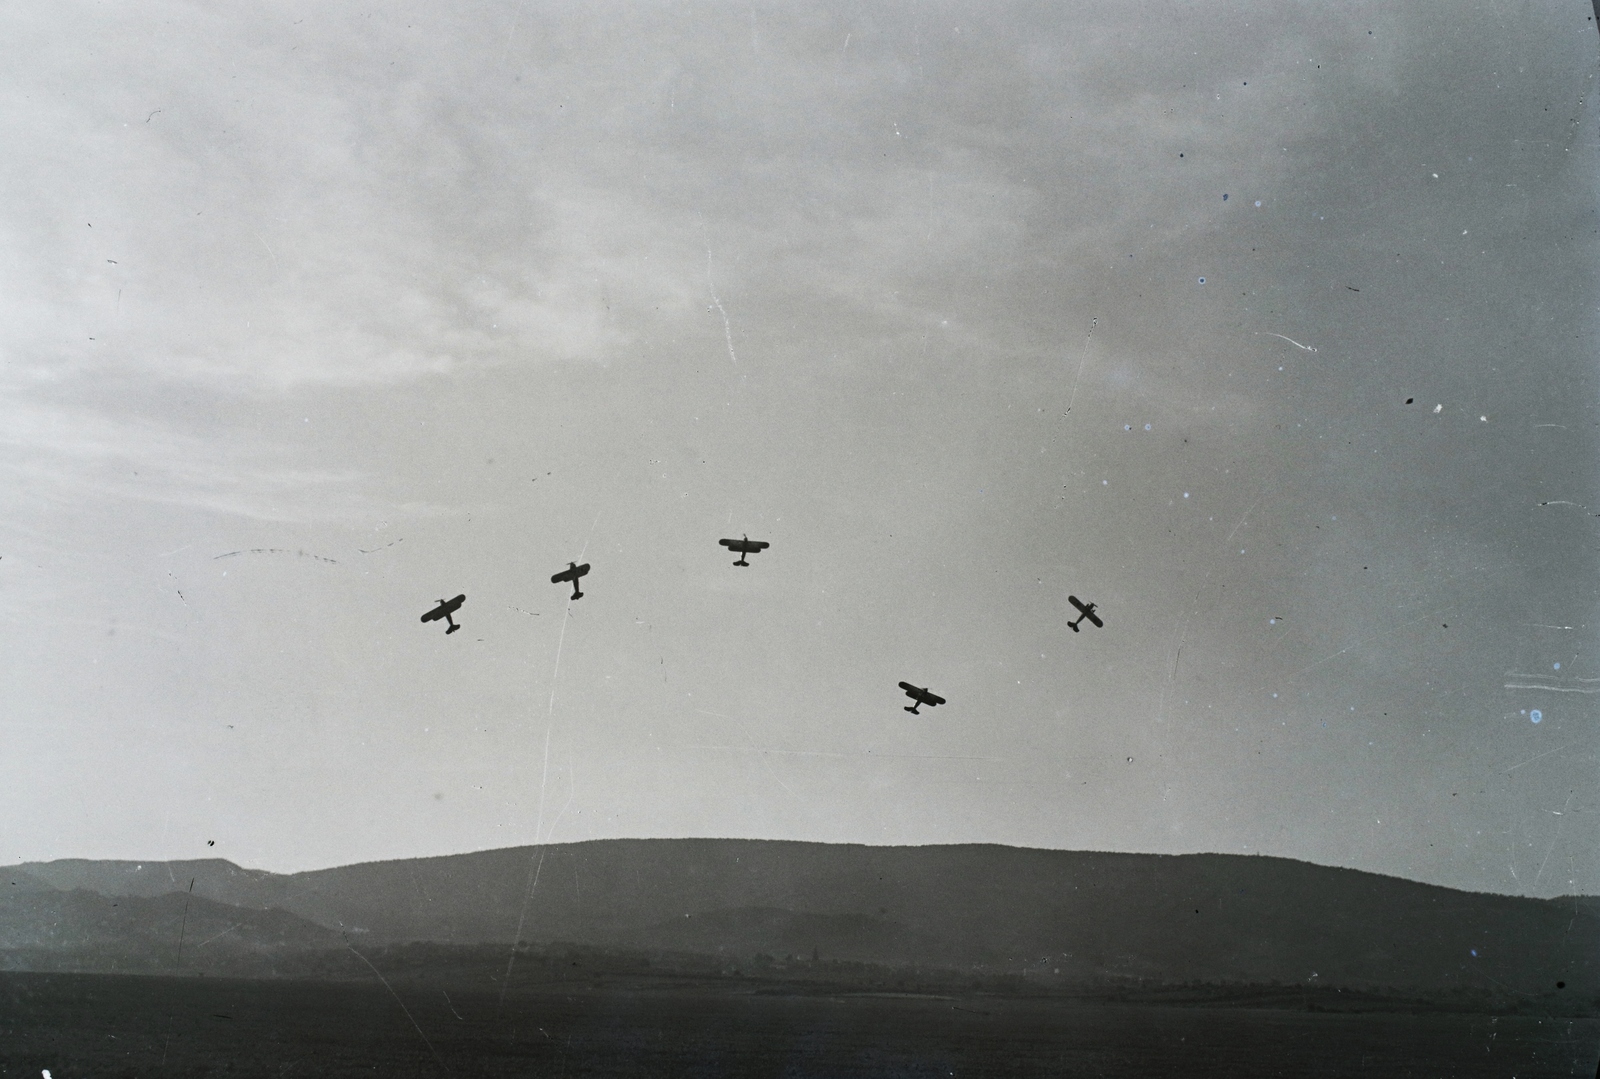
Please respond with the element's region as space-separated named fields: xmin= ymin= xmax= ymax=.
xmin=1 ymin=972 xmax=1597 ymax=1078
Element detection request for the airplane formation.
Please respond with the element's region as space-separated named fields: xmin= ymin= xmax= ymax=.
xmin=419 ymin=534 xmax=1103 ymax=711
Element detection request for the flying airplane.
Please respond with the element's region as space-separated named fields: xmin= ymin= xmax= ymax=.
xmin=1067 ymin=595 xmax=1103 ymax=632
xmin=898 ymin=681 xmax=946 ymax=715
xmin=718 ymin=534 xmax=770 ymax=566
xmin=550 ymin=561 xmax=590 ymax=600
xmin=420 ymin=594 xmax=466 ymax=634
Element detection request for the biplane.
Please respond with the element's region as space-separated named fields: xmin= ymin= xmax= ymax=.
xmin=718 ymin=534 xmax=770 ymax=566
xmin=420 ymin=594 xmax=466 ymax=634
xmin=898 ymin=681 xmax=946 ymax=715
xmin=1067 ymin=595 xmax=1103 ymax=632
xmin=550 ymin=561 xmax=590 ymax=600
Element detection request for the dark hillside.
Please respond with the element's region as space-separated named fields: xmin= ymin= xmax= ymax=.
xmin=14 ymin=841 xmax=1596 ymax=999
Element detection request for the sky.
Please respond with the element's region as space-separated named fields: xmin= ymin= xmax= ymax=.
xmin=3 ymin=0 xmax=1598 ymax=897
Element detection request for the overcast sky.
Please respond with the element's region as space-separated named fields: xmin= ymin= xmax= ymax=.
xmin=3 ymin=1 xmax=1597 ymax=897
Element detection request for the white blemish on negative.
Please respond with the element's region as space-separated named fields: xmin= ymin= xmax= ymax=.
xmin=1261 ymin=332 xmax=1317 ymax=352
xmin=707 ymin=249 xmax=738 ymax=366
xmin=1503 ymin=683 xmax=1600 ymax=694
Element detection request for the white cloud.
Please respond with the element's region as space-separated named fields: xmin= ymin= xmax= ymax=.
xmin=0 ymin=393 xmax=388 ymax=522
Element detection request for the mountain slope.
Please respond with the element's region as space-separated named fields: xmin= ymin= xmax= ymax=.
xmin=14 ymin=841 xmax=1596 ymax=996
xmin=0 ymin=887 xmax=350 ymax=976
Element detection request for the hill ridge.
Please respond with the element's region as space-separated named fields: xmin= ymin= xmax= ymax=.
xmin=9 ymin=840 xmax=1595 ymax=998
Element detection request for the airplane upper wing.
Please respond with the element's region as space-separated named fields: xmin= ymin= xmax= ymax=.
xmin=1086 ymin=611 xmax=1104 ymax=628
xmin=928 ymin=694 xmax=946 ymax=706
xmin=422 ymin=595 xmax=464 ymax=621
xmin=749 ymin=540 xmax=770 ymax=550
xmin=898 ymin=681 xmax=917 ymax=693
xmin=718 ymin=539 xmax=738 ymax=549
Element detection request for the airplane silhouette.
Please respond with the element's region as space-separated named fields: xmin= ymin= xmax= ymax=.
xmin=718 ymin=534 xmax=770 ymax=566
xmin=550 ymin=561 xmax=590 ymax=600
xmin=421 ymin=594 xmax=466 ymax=634
xmin=898 ymin=681 xmax=946 ymax=715
xmin=1068 ymin=595 xmax=1103 ymax=632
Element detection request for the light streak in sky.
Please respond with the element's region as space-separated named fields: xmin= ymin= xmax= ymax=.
xmin=1261 ymin=332 xmax=1317 ymax=352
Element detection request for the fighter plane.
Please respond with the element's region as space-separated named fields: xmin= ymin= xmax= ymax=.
xmin=898 ymin=681 xmax=946 ymax=715
xmin=1067 ymin=595 xmax=1103 ymax=632
xmin=420 ymin=594 xmax=466 ymax=634
xmin=718 ymin=534 xmax=770 ymax=566
xmin=550 ymin=561 xmax=590 ymax=600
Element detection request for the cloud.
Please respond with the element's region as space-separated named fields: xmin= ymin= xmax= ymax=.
xmin=0 ymin=393 xmax=398 ymax=522
xmin=0 ymin=3 xmax=684 ymax=392
xmin=0 ymin=1 xmax=1177 ymax=393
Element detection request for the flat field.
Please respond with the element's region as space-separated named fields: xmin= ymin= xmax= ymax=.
xmin=1 ymin=972 xmax=1596 ymax=1078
